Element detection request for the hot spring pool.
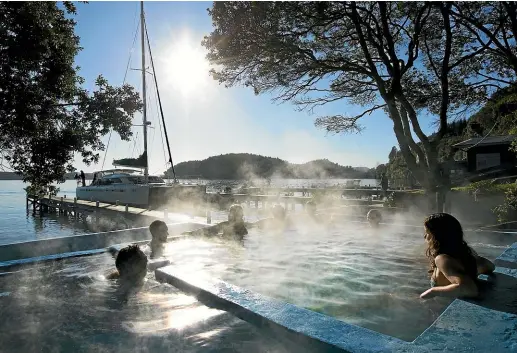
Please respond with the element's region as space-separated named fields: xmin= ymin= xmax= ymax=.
xmin=158 ymin=223 xmax=514 ymax=341
xmin=0 ymin=222 xmax=514 ymax=349
xmin=0 ymin=254 xmax=298 ymax=353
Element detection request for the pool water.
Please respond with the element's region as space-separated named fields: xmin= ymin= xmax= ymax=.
xmin=0 ymin=223 xmax=513 ymax=348
xmin=160 ymin=223 xmax=514 ymax=341
xmin=0 ymin=254 xmax=298 ymax=353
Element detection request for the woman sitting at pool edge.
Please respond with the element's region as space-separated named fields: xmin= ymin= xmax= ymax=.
xmin=420 ymin=213 xmax=495 ymax=299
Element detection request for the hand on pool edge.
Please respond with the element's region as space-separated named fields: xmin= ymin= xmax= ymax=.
xmin=420 ymin=288 xmax=436 ymax=299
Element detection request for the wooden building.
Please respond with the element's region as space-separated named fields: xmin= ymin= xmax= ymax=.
xmin=452 ymin=135 xmax=517 ymax=180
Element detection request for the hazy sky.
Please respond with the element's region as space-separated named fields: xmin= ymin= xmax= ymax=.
xmin=71 ymin=1 xmax=437 ymax=174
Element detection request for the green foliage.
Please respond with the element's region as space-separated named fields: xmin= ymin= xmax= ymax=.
xmin=385 ymin=146 xmax=418 ymax=188
xmin=167 ymin=153 xmax=376 ymax=180
xmin=493 ymin=184 xmax=517 ymax=223
xmin=24 ymin=184 xmax=59 ymax=197
xmin=113 ymin=152 xmax=147 ymax=168
xmin=452 ymin=180 xmax=514 ymax=195
xmin=383 ymin=192 xmax=396 ymax=208
xmin=0 ymin=2 xmax=142 ymax=187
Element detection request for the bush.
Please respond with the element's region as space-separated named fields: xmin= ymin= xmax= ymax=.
xmin=452 ymin=180 xmax=514 ymax=195
xmin=24 ymin=184 xmax=59 ymax=197
xmin=493 ymin=184 xmax=517 ymax=223
xmin=383 ymin=192 xmax=397 ymax=208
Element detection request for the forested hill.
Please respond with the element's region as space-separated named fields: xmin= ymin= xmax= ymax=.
xmin=165 ymin=153 xmax=376 ymax=179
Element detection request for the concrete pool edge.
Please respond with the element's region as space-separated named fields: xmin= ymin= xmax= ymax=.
xmin=494 ymin=242 xmax=517 ymax=269
xmin=156 ymin=241 xmax=517 ymax=353
xmin=0 ymin=222 xmax=207 ymax=263
xmin=155 ymin=266 xmax=406 ymax=353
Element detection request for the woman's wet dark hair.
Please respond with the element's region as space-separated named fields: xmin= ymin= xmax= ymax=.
xmin=424 ymin=213 xmax=477 ymax=278
xmin=115 ymin=245 xmax=148 ymax=278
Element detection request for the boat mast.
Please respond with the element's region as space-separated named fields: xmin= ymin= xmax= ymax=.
xmin=143 ymin=19 xmax=178 ymax=183
xmin=140 ymin=1 xmax=149 ymax=183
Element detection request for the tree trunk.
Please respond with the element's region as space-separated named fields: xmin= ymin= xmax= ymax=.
xmin=436 ymin=189 xmax=446 ymax=213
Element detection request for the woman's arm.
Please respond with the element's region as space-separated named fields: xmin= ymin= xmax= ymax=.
xmin=182 ymin=223 xmax=222 ymax=236
xmin=247 ymin=218 xmax=270 ymax=229
xmin=420 ymin=254 xmax=479 ymax=299
xmin=476 ymin=255 xmax=495 ymax=274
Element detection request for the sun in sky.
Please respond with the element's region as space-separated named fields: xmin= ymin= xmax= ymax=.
xmin=159 ymin=30 xmax=211 ymax=98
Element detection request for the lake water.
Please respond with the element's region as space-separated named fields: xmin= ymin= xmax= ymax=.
xmin=0 ymin=178 xmax=377 ymax=245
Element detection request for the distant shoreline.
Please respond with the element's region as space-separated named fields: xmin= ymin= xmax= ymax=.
xmin=0 ymin=172 xmax=377 ymax=181
xmin=0 ymin=172 xmax=94 ymax=181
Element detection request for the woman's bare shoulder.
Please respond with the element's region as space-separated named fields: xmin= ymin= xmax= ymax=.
xmin=434 ymin=254 xmax=463 ymax=269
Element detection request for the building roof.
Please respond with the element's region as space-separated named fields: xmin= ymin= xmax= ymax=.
xmin=452 ymin=135 xmax=517 ymax=149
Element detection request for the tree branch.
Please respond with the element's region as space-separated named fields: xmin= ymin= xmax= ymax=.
xmin=314 ymin=104 xmax=387 ymax=134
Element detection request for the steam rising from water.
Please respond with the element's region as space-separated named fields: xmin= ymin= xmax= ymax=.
xmin=0 ymin=254 xmax=297 ymax=353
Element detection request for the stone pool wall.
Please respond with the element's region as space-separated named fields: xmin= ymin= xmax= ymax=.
xmin=0 ymin=222 xmax=206 ymax=266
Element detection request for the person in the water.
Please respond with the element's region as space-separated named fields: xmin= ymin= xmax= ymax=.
xmin=305 ymin=201 xmax=337 ymax=225
xmin=366 ymin=209 xmax=382 ymax=228
xmin=149 ymin=220 xmax=168 ymax=258
xmin=420 ymin=213 xmax=495 ymax=299
xmin=306 ymin=201 xmax=318 ymax=220
xmin=183 ymin=204 xmax=249 ymax=239
xmin=251 ymin=204 xmax=291 ymax=231
xmin=107 ymin=244 xmax=148 ymax=284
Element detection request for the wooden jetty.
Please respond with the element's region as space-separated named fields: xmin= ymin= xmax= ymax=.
xmin=27 ymin=190 xmax=390 ymax=223
xmin=26 ymin=195 xmax=210 ymax=225
xmin=234 ymin=186 xmax=420 ymax=196
xmin=26 ymin=183 xmax=417 ymax=229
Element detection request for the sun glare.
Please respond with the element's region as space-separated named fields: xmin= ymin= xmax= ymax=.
xmin=160 ymin=33 xmax=210 ymax=97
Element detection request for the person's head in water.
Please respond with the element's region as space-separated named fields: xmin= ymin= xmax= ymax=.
xmin=228 ymin=204 xmax=244 ymax=223
xmin=305 ymin=201 xmax=317 ymax=217
xmin=115 ymin=245 xmax=148 ymax=281
xmin=272 ymin=205 xmax=286 ymax=220
xmin=367 ymin=209 xmax=382 ymax=227
xmin=149 ymin=220 xmax=168 ymax=244
xmin=424 ymin=213 xmax=477 ymax=278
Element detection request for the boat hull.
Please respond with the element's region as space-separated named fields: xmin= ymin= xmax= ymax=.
xmin=77 ymin=184 xmax=207 ymax=209
xmin=76 ymin=184 xmax=150 ymax=207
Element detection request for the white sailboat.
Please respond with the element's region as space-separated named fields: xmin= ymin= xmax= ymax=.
xmin=76 ymin=2 xmax=205 ymax=208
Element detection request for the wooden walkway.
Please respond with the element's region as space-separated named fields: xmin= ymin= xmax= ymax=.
xmin=27 ymin=195 xmax=210 ymax=224
xmin=233 ymin=186 xmax=420 ymax=197
xmin=26 ymin=190 xmax=396 ymax=226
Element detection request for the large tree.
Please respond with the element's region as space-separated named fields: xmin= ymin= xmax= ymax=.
xmin=203 ymin=1 xmax=514 ymax=211
xmin=449 ymin=3 xmax=517 ymax=140
xmin=0 ymin=2 xmax=142 ymax=188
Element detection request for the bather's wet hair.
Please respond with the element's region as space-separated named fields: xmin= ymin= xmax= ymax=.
xmin=149 ymin=220 xmax=168 ymax=242
xmin=149 ymin=220 xmax=167 ymax=236
xmin=115 ymin=245 xmax=148 ymax=280
xmin=228 ymin=204 xmax=244 ymax=223
xmin=424 ymin=213 xmax=477 ymax=279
